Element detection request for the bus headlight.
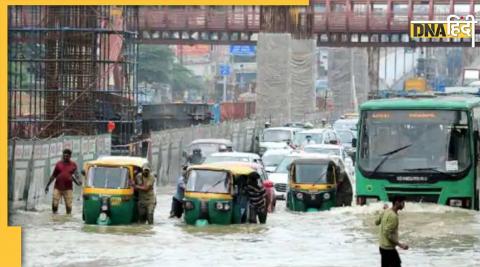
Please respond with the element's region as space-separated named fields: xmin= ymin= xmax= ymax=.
xmin=215 ymin=202 xmax=223 ymax=210
xmin=184 ymin=201 xmax=194 ymax=210
xmin=296 ymin=192 xmax=303 ymax=200
xmin=323 ymin=193 xmax=330 ymax=200
xmin=449 ymin=199 xmax=463 ymax=207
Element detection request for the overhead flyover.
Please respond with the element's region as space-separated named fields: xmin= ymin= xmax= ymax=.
xmin=139 ymin=0 xmax=479 ymax=47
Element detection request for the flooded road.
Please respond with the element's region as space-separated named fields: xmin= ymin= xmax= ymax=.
xmin=11 ymin=187 xmax=480 ymax=267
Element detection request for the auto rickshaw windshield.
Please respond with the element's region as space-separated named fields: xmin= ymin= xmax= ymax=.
xmin=295 ymin=164 xmax=332 ymax=184
xmin=87 ymin=166 xmax=130 ymax=189
xmin=186 ymin=170 xmax=229 ymax=193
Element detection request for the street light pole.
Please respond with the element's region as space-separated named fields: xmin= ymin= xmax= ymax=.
xmin=223 ymin=74 xmax=227 ymax=102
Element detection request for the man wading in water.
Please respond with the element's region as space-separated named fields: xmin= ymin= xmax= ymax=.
xmin=375 ymin=196 xmax=409 ymax=267
xmin=45 ymin=149 xmax=82 ymax=214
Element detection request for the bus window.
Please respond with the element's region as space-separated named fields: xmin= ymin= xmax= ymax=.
xmin=358 ymin=110 xmax=471 ymax=176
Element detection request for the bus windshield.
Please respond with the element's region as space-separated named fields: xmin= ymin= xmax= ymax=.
xmin=358 ymin=110 xmax=470 ymax=175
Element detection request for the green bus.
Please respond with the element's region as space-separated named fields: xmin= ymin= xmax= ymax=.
xmin=355 ymin=95 xmax=480 ymax=210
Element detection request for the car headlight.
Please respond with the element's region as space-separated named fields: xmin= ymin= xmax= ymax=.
xmin=184 ymin=201 xmax=194 ymax=210
xmin=296 ymin=192 xmax=303 ymax=200
xmin=323 ymin=192 xmax=330 ymax=200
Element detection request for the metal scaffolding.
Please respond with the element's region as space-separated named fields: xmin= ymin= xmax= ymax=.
xmin=8 ymin=6 xmax=139 ymax=146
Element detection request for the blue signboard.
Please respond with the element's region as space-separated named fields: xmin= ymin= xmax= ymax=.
xmin=229 ymin=45 xmax=256 ymax=56
xmin=219 ymin=64 xmax=230 ymax=76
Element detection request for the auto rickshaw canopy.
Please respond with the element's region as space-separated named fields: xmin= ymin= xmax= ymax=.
xmin=188 ymin=162 xmax=257 ymax=177
xmin=84 ymin=156 xmax=149 ymax=169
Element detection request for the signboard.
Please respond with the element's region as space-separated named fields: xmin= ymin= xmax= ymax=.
xmin=229 ymin=45 xmax=256 ymax=56
xmin=219 ymin=64 xmax=230 ymax=76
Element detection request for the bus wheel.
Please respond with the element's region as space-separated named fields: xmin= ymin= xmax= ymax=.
xmin=356 ymin=196 xmax=366 ymax=206
xmin=475 ymin=190 xmax=479 ymax=211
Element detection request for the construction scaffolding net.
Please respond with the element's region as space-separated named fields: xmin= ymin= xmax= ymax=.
xmin=8 ymin=6 xmax=139 ymax=145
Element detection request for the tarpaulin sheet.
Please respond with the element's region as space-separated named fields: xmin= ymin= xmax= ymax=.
xmin=220 ymin=102 xmax=246 ymax=121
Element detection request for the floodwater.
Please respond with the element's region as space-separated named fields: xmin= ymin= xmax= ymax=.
xmin=10 ymin=187 xmax=480 ymax=267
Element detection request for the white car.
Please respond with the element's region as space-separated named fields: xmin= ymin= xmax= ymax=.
xmin=303 ymin=144 xmax=355 ymax=184
xmin=333 ymin=118 xmax=358 ymax=137
xmin=261 ymin=148 xmax=291 ymax=173
xmin=203 ymin=152 xmax=262 ymax=164
xmin=268 ymin=150 xmax=308 ymax=200
xmin=292 ymin=128 xmax=341 ymax=148
xmin=259 ymin=127 xmax=301 ymax=155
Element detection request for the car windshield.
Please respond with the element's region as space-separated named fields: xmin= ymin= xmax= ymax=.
xmin=358 ymin=110 xmax=471 ymax=174
xmin=295 ymin=163 xmax=332 ymax=184
xmin=304 ymin=147 xmax=340 ymax=157
xmin=186 ymin=170 xmax=229 ymax=193
xmin=262 ymin=154 xmax=287 ymax=167
xmin=87 ymin=167 xmax=129 ymax=189
xmin=275 ymin=156 xmax=299 ymax=173
xmin=203 ymin=156 xmax=250 ymax=163
xmin=337 ymin=131 xmax=354 ymax=144
xmin=293 ymin=132 xmax=323 ymax=146
xmin=189 ymin=143 xmax=222 ymax=157
xmin=334 ymin=120 xmax=358 ymax=131
xmin=262 ymin=130 xmax=291 ymax=142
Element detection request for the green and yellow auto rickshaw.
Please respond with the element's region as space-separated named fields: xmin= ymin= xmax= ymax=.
xmin=82 ymin=156 xmax=149 ymax=225
xmin=183 ymin=162 xmax=264 ymax=226
xmin=286 ymin=156 xmax=341 ymax=212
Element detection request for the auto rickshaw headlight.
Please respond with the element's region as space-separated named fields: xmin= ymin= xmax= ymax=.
xmin=184 ymin=201 xmax=194 ymax=210
xmin=323 ymin=193 xmax=331 ymax=200
xmin=296 ymin=192 xmax=303 ymax=200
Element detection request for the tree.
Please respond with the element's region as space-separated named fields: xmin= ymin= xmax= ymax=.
xmin=138 ymin=45 xmax=206 ymax=100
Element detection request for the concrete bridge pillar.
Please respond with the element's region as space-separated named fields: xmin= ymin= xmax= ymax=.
xmin=256 ymin=33 xmax=316 ymax=123
xmin=328 ymin=48 xmax=369 ymax=120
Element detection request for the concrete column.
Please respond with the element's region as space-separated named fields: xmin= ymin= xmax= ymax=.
xmin=256 ymin=33 xmax=316 ymax=124
xmin=290 ymin=38 xmax=316 ymax=121
xmin=256 ymin=33 xmax=291 ymax=124
xmin=367 ymin=47 xmax=380 ymax=96
xmin=328 ymin=48 xmax=369 ymax=120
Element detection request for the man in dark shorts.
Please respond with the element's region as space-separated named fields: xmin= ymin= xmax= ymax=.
xmin=376 ymin=196 xmax=409 ymax=267
xmin=245 ymin=172 xmax=267 ymax=224
xmin=45 ymin=149 xmax=82 ymax=214
xmin=169 ymin=165 xmax=187 ymax=218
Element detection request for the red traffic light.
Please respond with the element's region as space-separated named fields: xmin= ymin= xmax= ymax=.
xmin=107 ymin=121 xmax=115 ymax=133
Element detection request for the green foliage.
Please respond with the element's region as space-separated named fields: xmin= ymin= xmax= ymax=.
xmin=138 ymin=45 xmax=205 ymax=94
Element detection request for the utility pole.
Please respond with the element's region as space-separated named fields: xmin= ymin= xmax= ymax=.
xmin=350 ymin=49 xmax=358 ymax=112
xmin=223 ymin=69 xmax=227 ymax=102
